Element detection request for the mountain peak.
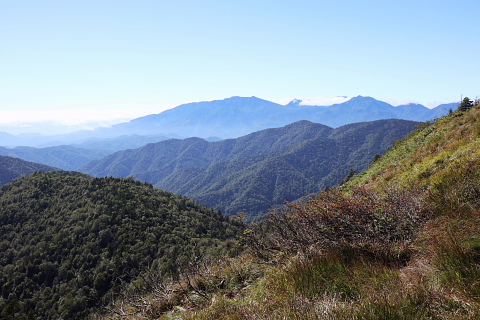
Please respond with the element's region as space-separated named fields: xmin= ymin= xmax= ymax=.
xmin=349 ymin=95 xmax=376 ymax=101
xmin=223 ymin=96 xmax=264 ymax=102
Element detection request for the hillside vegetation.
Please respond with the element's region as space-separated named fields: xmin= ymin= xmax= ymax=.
xmin=0 ymin=172 xmax=243 ymax=319
xmin=81 ymin=119 xmax=419 ymax=219
xmin=98 ymin=102 xmax=480 ymax=319
xmin=0 ymin=155 xmax=59 ymax=187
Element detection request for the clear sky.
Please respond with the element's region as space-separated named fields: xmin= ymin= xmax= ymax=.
xmin=1 ymin=0 xmax=479 ymax=134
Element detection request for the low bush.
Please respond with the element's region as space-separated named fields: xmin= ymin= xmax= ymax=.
xmin=245 ymin=187 xmax=430 ymax=265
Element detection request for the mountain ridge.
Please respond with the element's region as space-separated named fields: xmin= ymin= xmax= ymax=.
xmin=0 ymin=96 xmax=457 ymax=147
xmin=0 ymin=155 xmax=59 ymax=186
xmin=80 ymin=119 xmax=419 ymax=218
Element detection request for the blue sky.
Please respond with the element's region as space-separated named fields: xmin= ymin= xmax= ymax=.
xmin=1 ymin=0 xmax=479 ymax=134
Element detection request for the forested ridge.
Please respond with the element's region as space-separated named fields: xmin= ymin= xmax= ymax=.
xmin=0 ymin=171 xmax=243 ymax=319
xmin=0 ymin=155 xmax=59 ymax=187
xmin=81 ymin=119 xmax=419 ymax=219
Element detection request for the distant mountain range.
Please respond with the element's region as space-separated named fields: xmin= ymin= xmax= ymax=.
xmin=80 ymin=119 xmax=419 ymax=219
xmin=0 ymin=96 xmax=457 ymax=147
xmin=0 ymin=145 xmax=112 ymax=171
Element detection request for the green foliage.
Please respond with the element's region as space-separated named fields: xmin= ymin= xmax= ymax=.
xmin=285 ymin=254 xmax=362 ymax=300
xmin=0 ymin=171 xmax=243 ymax=319
xmin=344 ymin=103 xmax=480 ymax=193
xmin=0 ymin=155 xmax=59 ymax=187
xmin=458 ymin=96 xmax=474 ymax=112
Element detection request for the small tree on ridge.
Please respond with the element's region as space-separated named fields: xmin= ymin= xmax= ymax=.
xmin=458 ymin=97 xmax=474 ymax=112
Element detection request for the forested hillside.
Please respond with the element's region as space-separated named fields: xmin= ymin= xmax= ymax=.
xmin=97 ymin=101 xmax=480 ymax=319
xmin=0 ymin=155 xmax=59 ymax=187
xmin=0 ymin=171 xmax=243 ymax=319
xmin=81 ymin=119 xmax=419 ymax=219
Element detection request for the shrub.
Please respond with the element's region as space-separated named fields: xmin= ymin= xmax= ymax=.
xmin=253 ymin=187 xmax=430 ymax=260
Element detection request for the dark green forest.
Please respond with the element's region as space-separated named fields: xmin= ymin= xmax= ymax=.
xmin=0 ymin=155 xmax=58 ymax=187
xmin=81 ymin=119 xmax=419 ymax=219
xmin=0 ymin=171 xmax=243 ymax=319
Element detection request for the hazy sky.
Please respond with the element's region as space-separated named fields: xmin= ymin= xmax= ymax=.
xmin=1 ymin=0 xmax=479 ymax=134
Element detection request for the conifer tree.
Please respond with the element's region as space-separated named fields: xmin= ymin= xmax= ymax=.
xmin=458 ymin=97 xmax=474 ymax=112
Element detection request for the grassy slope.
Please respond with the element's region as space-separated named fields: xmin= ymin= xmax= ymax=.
xmin=98 ymin=106 xmax=480 ymax=320
xmin=345 ymin=108 xmax=480 ymax=194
